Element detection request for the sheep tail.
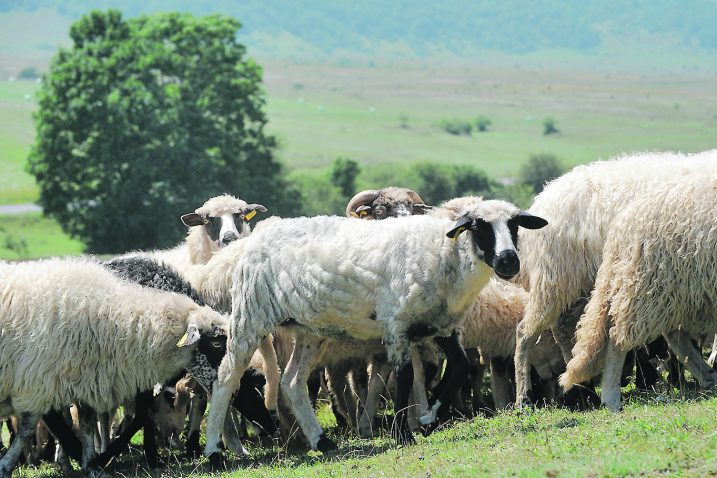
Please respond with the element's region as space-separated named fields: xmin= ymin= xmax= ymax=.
xmin=559 ymin=293 xmax=611 ymax=391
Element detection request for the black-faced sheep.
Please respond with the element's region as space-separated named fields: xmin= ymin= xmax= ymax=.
xmin=560 ymin=175 xmax=717 ymax=410
xmin=201 ymin=197 xmax=547 ymax=462
xmin=0 ymin=258 xmax=227 ymax=477
xmin=513 ymin=149 xmax=717 ymax=407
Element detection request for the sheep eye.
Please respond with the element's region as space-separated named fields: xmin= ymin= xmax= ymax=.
xmin=206 ymin=217 xmax=222 ymax=240
xmin=211 ymin=341 xmax=223 ymax=348
xmin=375 ymin=206 xmax=387 ymax=217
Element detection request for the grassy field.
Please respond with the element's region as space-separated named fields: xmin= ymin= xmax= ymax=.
xmin=0 ymin=212 xmax=84 ymax=259
xmin=8 ymin=395 xmax=717 ymax=477
xmin=0 ymin=60 xmax=716 ymax=256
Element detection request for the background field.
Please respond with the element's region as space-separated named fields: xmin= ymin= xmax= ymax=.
xmin=2 ymin=60 xmax=716 ymax=258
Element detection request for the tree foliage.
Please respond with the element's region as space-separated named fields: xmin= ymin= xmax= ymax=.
xmin=28 ymin=10 xmax=300 ymax=253
xmin=519 ymin=154 xmax=565 ymax=193
xmin=330 ymin=157 xmax=360 ymax=198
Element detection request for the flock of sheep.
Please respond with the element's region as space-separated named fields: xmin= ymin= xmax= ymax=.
xmin=1 ymin=149 xmax=716 ymax=476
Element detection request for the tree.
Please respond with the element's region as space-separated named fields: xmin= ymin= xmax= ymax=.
xmin=330 ymin=157 xmax=361 ymax=199
xmin=474 ymin=115 xmax=492 ymax=132
xmin=519 ymin=154 xmax=565 ymax=193
xmin=28 ymin=10 xmax=300 ymax=253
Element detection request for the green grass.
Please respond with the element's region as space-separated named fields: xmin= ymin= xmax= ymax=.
xmin=0 ymin=80 xmax=40 ymax=204
xmin=0 ymin=212 xmax=84 ymax=259
xmin=8 ymin=397 xmax=717 ymax=477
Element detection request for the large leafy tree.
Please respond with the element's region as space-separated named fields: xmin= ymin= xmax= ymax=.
xmin=28 ymin=10 xmax=300 ymax=253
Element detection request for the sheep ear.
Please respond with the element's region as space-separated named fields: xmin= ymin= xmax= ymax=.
xmin=244 ymin=204 xmax=267 ymax=221
xmin=412 ymin=203 xmax=432 ymax=215
xmin=181 ymin=213 xmax=206 ymax=227
xmin=446 ymin=216 xmax=473 ymax=239
xmin=355 ymin=205 xmax=372 ymax=218
xmin=515 ymin=211 xmax=548 ymax=230
xmin=176 ymin=324 xmax=201 ymax=347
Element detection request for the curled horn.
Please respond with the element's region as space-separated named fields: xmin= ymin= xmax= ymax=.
xmin=345 ymin=189 xmax=380 ymax=217
xmin=405 ymin=188 xmax=425 ymax=206
xmin=405 ymin=188 xmax=432 ymax=214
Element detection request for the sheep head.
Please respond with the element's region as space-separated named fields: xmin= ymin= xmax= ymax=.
xmin=180 ymin=194 xmax=267 ymax=248
xmin=444 ymin=197 xmax=547 ymax=280
xmin=346 ymin=187 xmax=431 ymax=220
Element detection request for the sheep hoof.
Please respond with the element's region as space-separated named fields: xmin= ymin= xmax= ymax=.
xmin=185 ymin=432 xmax=201 ymax=458
xmin=515 ymin=395 xmax=534 ymax=410
xmin=316 ymin=434 xmax=338 ymax=453
xmin=207 ymin=452 xmax=225 ymax=470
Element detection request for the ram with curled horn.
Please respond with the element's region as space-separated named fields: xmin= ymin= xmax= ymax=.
xmin=346 ymin=187 xmax=432 ymax=219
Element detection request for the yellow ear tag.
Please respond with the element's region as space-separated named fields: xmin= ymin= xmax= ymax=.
xmin=176 ymin=332 xmax=189 ymax=347
xmin=245 ymin=209 xmax=257 ymax=221
xmin=359 ymin=210 xmax=368 ymax=218
xmin=451 ymin=226 xmax=466 ymax=241
xmin=350 ymin=212 xmax=359 ymax=218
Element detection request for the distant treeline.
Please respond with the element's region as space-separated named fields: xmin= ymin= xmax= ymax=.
xmin=4 ymin=0 xmax=717 ymax=55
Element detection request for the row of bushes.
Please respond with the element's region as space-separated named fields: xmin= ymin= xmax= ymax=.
xmin=297 ymin=154 xmax=565 ymax=216
xmin=437 ymin=116 xmax=559 ymax=136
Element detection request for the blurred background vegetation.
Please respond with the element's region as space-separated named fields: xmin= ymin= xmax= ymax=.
xmin=1 ymin=1 xmax=716 ymax=258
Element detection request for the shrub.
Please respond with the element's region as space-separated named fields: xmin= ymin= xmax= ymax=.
xmin=474 ymin=115 xmax=492 ymax=132
xmin=519 ymin=154 xmax=565 ymax=193
xmin=438 ymin=118 xmax=473 ymax=136
xmin=543 ymin=117 xmax=559 ymax=135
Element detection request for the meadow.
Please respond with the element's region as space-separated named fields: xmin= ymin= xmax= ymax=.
xmin=9 ymin=395 xmax=717 ymax=477
xmin=1 ymin=59 xmax=716 ymax=258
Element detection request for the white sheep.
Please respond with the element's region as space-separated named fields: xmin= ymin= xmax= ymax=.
xmin=141 ymin=194 xmax=267 ymax=270
xmin=513 ymin=149 xmax=717 ymax=407
xmin=559 ymin=175 xmax=717 ymax=411
xmin=0 ymin=257 xmax=228 ymax=477
xmin=201 ymin=197 xmax=547 ymax=461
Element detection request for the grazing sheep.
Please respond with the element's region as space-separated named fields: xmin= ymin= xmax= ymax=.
xmin=559 ymin=175 xmax=717 ymax=411
xmin=201 ymin=198 xmax=547 ymax=461
xmin=513 ymin=149 xmax=717 ymax=407
xmin=0 ymin=258 xmax=228 ymax=477
xmin=103 ymin=256 xmax=277 ymax=460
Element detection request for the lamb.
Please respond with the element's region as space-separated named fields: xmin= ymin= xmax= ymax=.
xmin=200 ymin=197 xmax=547 ymax=462
xmin=513 ymin=149 xmax=717 ymax=407
xmin=0 ymin=257 xmax=228 ymax=477
xmin=559 ymin=175 xmax=717 ymax=411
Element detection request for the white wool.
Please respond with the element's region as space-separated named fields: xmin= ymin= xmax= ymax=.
xmin=0 ymin=257 xmax=225 ymax=417
xmin=562 ymin=175 xmax=717 ymax=388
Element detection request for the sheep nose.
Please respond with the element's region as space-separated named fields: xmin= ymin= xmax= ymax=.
xmin=493 ymin=250 xmax=520 ymax=279
xmin=221 ymin=232 xmax=238 ymax=246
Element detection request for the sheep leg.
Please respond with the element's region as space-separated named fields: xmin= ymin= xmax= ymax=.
xmin=490 ymin=356 xmax=514 ymax=410
xmin=76 ymin=404 xmax=99 ymax=472
xmin=420 ymin=330 xmax=469 ymax=431
xmin=384 ymin=332 xmax=415 ymax=446
xmin=514 ymin=330 xmax=538 ymax=408
xmin=185 ymin=389 xmax=207 ymax=458
xmin=42 ymin=409 xmax=82 ymax=463
xmin=0 ymin=412 xmax=39 ymax=478
xmin=97 ymin=412 xmax=111 ymax=454
xmin=88 ymin=390 xmax=154 ymax=469
xmin=664 ymin=330 xmax=717 ymax=389
xmin=600 ymin=340 xmax=628 ymax=412
xmin=325 ymin=363 xmax=355 ymax=429
xmin=231 ymin=369 xmax=278 ymax=436
xmin=221 ymin=407 xmax=247 ymax=456
xmin=257 ymin=334 xmax=281 ymax=419
xmin=410 ymin=346 xmax=430 ymax=420
xmin=281 ymin=332 xmax=336 ymax=451
xmin=707 ymin=334 xmax=717 ymax=368
xmin=204 ymin=331 xmax=264 ymax=462
xmin=358 ymin=358 xmax=391 ymax=438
